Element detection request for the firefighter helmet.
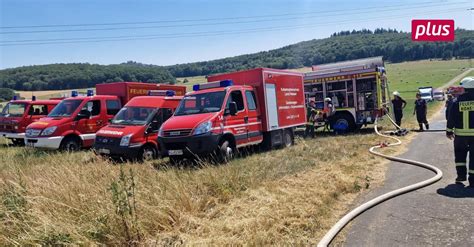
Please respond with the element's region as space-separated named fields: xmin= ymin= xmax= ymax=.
xmin=324 ymin=97 xmax=332 ymax=102
xmin=460 ymin=77 xmax=474 ymax=89
xmin=393 ymin=91 xmax=400 ymax=96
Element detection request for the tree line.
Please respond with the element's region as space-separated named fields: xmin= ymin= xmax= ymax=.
xmin=0 ymin=63 xmax=176 ymax=91
xmin=0 ymin=28 xmax=472 ymax=90
xmin=166 ymin=28 xmax=473 ymax=77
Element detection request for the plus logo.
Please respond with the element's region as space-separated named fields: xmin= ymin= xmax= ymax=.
xmin=412 ymin=19 xmax=455 ymax=42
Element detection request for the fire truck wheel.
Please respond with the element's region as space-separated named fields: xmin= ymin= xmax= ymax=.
xmin=330 ymin=113 xmax=356 ymax=132
xmin=140 ymin=145 xmax=157 ymax=161
xmin=217 ymin=140 xmax=234 ymax=163
xmin=60 ymin=136 xmax=81 ymax=151
xmin=283 ymin=130 xmax=293 ymax=148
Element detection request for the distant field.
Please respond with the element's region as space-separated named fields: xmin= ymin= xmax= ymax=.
xmin=17 ymin=89 xmax=90 ymax=100
xmin=176 ymin=75 xmax=207 ymax=91
xmin=386 ymin=59 xmax=472 ymax=93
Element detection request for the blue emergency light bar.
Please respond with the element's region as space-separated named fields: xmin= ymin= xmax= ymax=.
xmin=87 ymin=89 xmax=94 ymax=96
xmin=193 ymin=79 xmax=233 ymax=91
xmin=148 ymin=90 xmax=176 ymax=97
xmin=71 ymin=90 xmax=78 ymax=97
xmin=13 ymin=95 xmax=17 ymax=100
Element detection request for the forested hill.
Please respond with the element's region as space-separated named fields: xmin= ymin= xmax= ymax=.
xmin=0 ymin=28 xmax=472 ymax=90
xmin=0 ymin=63 xmax=176 ymax=91
xmin=166 ymin=29 xmax=473 ymax=77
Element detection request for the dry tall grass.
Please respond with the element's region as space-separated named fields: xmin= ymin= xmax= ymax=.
xmin=0 ymin=131 xmax=396 ymax=245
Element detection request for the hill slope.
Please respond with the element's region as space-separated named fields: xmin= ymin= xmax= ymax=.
xmin=166 ymin=29 xmax=473 ymax=77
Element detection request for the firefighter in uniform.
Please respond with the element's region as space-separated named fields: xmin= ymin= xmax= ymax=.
xmin=446 ymin=77 xmax=474 ymax=186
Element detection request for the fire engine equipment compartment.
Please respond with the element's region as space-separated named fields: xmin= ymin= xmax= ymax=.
xmin=158 ymin=68 xmax=306 ymax=163
xmin=304 ymin=56 xmax=388 ymax=131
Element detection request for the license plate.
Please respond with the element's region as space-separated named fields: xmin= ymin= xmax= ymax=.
xmin=98 ymin=148 xmax=110 ymax=154
xmin=168 ymin=149 xmax=183 ymax=156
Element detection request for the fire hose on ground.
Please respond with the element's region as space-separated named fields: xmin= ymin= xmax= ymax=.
xmin=317 ymin=114 xmax=443 ymax=247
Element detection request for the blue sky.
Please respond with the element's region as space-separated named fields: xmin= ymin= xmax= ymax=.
xmin=0 ymin=0 xmax=472 ymax=69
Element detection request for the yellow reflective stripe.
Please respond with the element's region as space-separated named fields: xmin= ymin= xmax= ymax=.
xmin=456 ymin=163 xmax=466 ymax=167
xmin=463 ymin=111 xmax=469 ymax=129
xmin=454 ymin=129 xmax=474 ymax=136
xmin=469 ymin=169 xmax=474 ymax=174
xmin=446 ymin=128 xmax=454 ymax=132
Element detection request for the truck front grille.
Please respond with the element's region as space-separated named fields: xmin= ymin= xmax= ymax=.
xmin=95 ymin=136 xmax=121 ymax=146
xmin=162 ymin=129 xmax=192 ymax=137
xmin=0 ymin=124 xmax=14 ymax=132
xmin=164 ymin=142 xmax=187 ymax=150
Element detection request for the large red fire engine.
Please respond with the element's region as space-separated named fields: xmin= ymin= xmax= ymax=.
xmin=24 ymin=82 xmax=184 ymax=150
xmin=0 ymin=97 xmax=60 ymax=145
xmin=93 ymin=89 xmax=185 ymax=161
xmin=158 ymin=68 xmax=306 ymax=163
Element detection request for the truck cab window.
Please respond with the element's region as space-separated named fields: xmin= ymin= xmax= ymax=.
xmin=106 ymin=100 xmax=121 ymax=115
xmin=162 ymin=108 xmax=173 ymax=121
xmin=82 ymin=100 xmax=101 ymax=116
xmin=227 ymin=90 xmax=244 ymax=111
xmin=245 ymin=91 xmax=257 ymax=110
xmin=28 ymin=105 xmax=48 ymax=115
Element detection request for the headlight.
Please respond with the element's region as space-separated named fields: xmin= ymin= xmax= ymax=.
xmin=41 ymin=126 xmax=57 ymax=136
xmin=193 ymin=120 xmax=212 ymax=135
xmin=120 ymin=134 xmax=132 ymax=146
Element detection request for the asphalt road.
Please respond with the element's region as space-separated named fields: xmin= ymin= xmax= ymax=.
xmin=344 ymin=112 xmax=474 ymax=246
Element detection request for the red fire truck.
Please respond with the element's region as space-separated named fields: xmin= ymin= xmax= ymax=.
xmin=1 ymin=97 xmax=60 ymax=145
xmin=303 ymin=56 xmax=389 ymax=131
xmin=158 ymin=68 xmax=306 ymax=163
xmin=25 ymin=82 xmax=184 ymax=151
xmin=93 ymin=89 xmax=185 ymax=161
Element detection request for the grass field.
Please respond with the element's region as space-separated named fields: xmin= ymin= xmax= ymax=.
xmin=176 ymin=75 xmax=207 ymax=91
xmin=0 ymin=59 xmax=471 ymax=245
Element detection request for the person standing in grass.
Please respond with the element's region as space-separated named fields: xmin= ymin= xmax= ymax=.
xmin=391 ymin=91 xmax=406 ymax=127
xmin=414 ymin=92 xmax=429 ymax=131
xmin=305 ymin=100 xmax=317 ymax=138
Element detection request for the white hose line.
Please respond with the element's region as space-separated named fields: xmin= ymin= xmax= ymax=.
xmin=317 ymin=118 xmax=443 ymax=247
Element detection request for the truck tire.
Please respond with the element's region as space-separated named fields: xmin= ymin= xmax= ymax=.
xmin=216 ymin=140 xmax=234 ymax=163
xmin=330 ymin=113 xmax=356 ymax=133
xmin=283 ymin=129 xmax=293 ymax=148
xmin=60 ymin=136 xmax=81 ymax=151
xmin=139 ymin=145 xmax=158 ymax=162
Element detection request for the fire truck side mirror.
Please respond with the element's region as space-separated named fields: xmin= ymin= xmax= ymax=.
xmin=228 ymin=102 xmax=238 ymax=116
xmin=75 ymin=110 xmax=91 ymax=121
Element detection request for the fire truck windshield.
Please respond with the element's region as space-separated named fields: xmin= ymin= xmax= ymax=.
xmin=174 ymin=91 xmax=226 ymax=116
xmin=48 ymin=99 xmax=82 ymax=117
xmin=1 ymin=102 xmax=26 ymax=117
xmin=111 ymin=107 xmax=155 ymax=125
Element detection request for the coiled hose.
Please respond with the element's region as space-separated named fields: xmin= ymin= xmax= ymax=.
xmin=317 ymin=117 xmax=443 ymax=247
